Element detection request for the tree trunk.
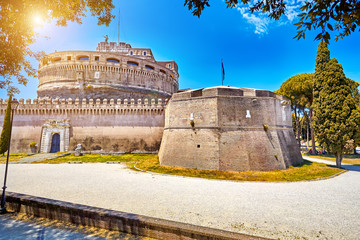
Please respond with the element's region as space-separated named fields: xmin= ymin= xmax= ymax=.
xmin=335 ymin=152 xmax=343 ymax=168
xmin=306 ymin=113 xmax=309 ymax=148
xmin=309 ymin=108 xmax=316 ymax=154
xmin=295 ymin=108 xmax=301 ymax=147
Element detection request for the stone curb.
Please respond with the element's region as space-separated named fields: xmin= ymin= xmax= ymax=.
xmin=3 ymin=192 xmax=269 ymax=240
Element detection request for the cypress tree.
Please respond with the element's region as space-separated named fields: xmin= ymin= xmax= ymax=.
xmin=0 ymin=95 xmax=13 ymax=154
xmin=313 ymin=58 xmax=360 ymax=167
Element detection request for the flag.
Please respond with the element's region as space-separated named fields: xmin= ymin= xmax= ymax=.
xmin=221 ymin=58 xmax=225 ymax=85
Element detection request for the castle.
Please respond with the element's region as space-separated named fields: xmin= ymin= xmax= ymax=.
xmin=0 ymin=40 xmax=302 ymax=171
xmin=0 ymin=41 xmax=179 ymax=153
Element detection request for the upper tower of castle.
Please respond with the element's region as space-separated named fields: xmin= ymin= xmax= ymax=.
xmin=37 ymin=41 xmax=179 ymax=100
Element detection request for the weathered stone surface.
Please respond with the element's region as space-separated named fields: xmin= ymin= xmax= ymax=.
xmin=0 ymin=99 xmax=165 ymax=153
xmin=37 ymin=41 xmax=179 ymax=100
xmin=159 ymin=86 xmax=303 ymax=171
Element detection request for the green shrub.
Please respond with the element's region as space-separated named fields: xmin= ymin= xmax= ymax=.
xmin=0 ymin=95 xmax=12 ymax=154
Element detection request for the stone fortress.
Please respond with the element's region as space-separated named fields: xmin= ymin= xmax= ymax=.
xmin=0 ymin=40 xmax=179 ymax=153
xmin=0 ymin=39 xmax=302 ymax=171
xmin=159 ymin=87 xmax=303 ymax=171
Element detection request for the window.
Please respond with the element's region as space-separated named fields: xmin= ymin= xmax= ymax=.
xmin=130 ymin=51 xmax=133 ymax=56
xmin=95 ymin=56 xmax=99 ymax=61
xmin=53 ymin=57 xmax=61 ymax=62
xmin=106 ymin=58 xmax=120 ymax=63
xmin=168 ymin=63 xmax=171 ymax=68
xmin=67 ymin=56 xmax=71 ymax=61
xmin=77 ymin=55 xmax=89 ymax=61
xmin=145 ymin=65 xmax=154 ymax=70
xmin=160 ymin=69 xmax=166 ymax=74
xmin=143 ymin=51 xmax=147 ymax=56
xmin=127 ymin=61 xmax=139 ymax=66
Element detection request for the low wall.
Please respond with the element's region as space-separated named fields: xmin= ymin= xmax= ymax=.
xmin=3 ymin=192 xmax=266 ymax=240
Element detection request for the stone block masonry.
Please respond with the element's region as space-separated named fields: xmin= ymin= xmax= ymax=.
xmin=0 ymin=98 xmax=166 ymax=153
xmin=159 ymin=86 xmax=303 ymax=171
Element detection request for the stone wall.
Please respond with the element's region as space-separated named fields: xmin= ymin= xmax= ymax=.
xmin=37 ymin=49 xmax=179 ymax=100
xmin=159 ymin=87 xmax=303 ymax=171
xmin=0 ymin=98 xmax=165 ymax=153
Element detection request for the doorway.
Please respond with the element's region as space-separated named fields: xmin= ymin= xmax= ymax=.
xmin=50 ymin=133 xmax=60 ymax=153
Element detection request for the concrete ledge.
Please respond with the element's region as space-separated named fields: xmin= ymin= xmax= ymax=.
xmin=3 ymin=192 xmax=268 ymax=240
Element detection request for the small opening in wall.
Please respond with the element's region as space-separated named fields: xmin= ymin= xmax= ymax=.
xmin=95 ymin=56 xmax=99 ymax=61
xmin=197 ymin=144 xmax=200 ymax=148
xmin=67 ymin=56 xmax=71 ymax=61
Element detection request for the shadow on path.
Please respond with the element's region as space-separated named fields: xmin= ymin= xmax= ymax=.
xmin=303 ymin=156 xmax=360 ymax=172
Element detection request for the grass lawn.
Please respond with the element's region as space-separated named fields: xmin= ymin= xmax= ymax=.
xmin=130 ymin=156 xmax=343 ymax=182
xmin=34 ymin=153 xmax=155 ymax=164
xmin=41 ymin=153 xmax=345 ymax=182
xmin=303 ymin=153 xmax=360 ymax=165
xmin=0 ymin=153 xmax=28 ymax=164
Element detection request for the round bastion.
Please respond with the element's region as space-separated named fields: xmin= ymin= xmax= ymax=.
xmin=159 ymin=86 xmax=303 ymax=171
xmin=37 ymin=41 xmax=179 ymax=100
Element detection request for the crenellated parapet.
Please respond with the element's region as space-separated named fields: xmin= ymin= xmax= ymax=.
xmin=37 ymin=41 xmax=179 ymax=100
xmin=0 ymin=98 xmax=168 ymax=116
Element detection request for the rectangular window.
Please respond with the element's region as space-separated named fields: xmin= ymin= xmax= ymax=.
xmin=95 ymin=56 xmax=99 ymax=61
xmin=94 ymin=72 xmax=100 ymax=79
xmin=67 ymin=56 xmax=71 ymax=61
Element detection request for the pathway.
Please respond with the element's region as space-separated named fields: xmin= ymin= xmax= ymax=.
xmin=0 ymin=214 xmax=105 ymax=240
xmin=11 ymin=153 xmax=67 ymax=164
xmin=1 ymin=158 xmax=359 ymax=239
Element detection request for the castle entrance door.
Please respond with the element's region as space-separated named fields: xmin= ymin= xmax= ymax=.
xmin=40 ymin=120 xmax=70 ymax=153
xmin=50 ymin=133 xmax=60 ymax=153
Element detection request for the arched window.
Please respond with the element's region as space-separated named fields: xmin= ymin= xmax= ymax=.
xmin=145 ymin=65 xmax=154 ymax=70
xmin=77 ymin=55 xmax=89 ymax=61
xmin=130 ymin=51 xmax=133 ymax=56
xmin=160 ymin=69 xmax=166 ymax=74
xmin=53 ymin=57 xmax=61 ymax=62
xmin=143 ymin=51 xmax=147 ymax=56
xmin=106 ymin=58 xmax=120 ymax=63
xmin=127 ymin=61 xmax=139 ymax=66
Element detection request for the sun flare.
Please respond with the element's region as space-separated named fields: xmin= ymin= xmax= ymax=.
xmin=32 ymin=15 xmax=43 ymax=26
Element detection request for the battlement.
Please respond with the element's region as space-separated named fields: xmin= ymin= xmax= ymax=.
xmin=172 ymin=86 xmax=285 ymax=101
xmin=0 ymin=98 xmax=167 ymax=115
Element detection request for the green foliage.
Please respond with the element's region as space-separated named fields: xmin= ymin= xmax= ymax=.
xmin=0 ymin=95 xmax=13 ymax=154
xmin=276 ymin=73 xmax=314 ymax=147
xmin=184 ymin=0 xmax=360 ymax=42
xmin=313 ymin=53 xmax=360 ymax=167
xmin=0 ymin=0 xmax=115 ymax=93
xmin=276 ymin=73 xmax=314 ymax=108
xmin=29 ymin=142 xmax=37 ymax=148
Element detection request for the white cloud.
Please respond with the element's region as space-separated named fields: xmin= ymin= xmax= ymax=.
xmin=236 ymin=0 xmax=305 ymax=35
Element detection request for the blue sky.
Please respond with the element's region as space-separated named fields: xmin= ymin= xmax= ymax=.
xmin=2 ymin=0 xmax=360 ymax=100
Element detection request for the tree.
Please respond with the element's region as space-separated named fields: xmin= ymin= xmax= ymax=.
xmin=313 ymin=56 xmax=360 ymax=168
xmin=184 ymin=0 xmax=360 ymax=42
xmin=275 ymin=73 xmax=315 ymax=152
xmin=0 ymin=95 xmax=13 ymax=155
xmin=0 ymin=0 xmax=115 ymax=93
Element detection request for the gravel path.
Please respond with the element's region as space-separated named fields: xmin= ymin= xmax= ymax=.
xmin=12 ymin=153 xmax=67 ymax=164
xmin=1 ymin=160 xmax=359 ymax=239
